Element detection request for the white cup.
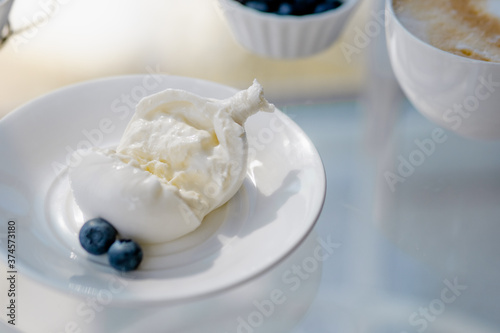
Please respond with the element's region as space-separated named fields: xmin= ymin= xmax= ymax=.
xmin=0 ymin=0 xmax=13 ymax=38
xmin=385 ymin=0 xmax=500 ymax=140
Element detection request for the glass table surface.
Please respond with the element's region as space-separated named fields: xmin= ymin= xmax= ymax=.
xmin=2 ymin=96 xmax=500 ymax=333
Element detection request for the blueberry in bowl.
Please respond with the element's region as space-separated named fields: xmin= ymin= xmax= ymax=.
xmin=234 ymin=0 xmax=345 ymax=16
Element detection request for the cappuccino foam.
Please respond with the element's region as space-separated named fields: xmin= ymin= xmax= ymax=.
xmin=394 ymin=0 xmax=500 ymax=62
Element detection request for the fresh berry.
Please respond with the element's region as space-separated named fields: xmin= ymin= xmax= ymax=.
xmin=236 ymin=0 xmax=343 ymax=15
xmin=291 ymin=0 xmax=317 ymax=15
xmin=314 ymin=1 xmax=342 ymax=14
xmin=79 ymin=218 xmax=118 ymax=255
xmin=245 ymin=1 xmax=270 ymax=12
xmin=276 ymin=3 xmax=293 ymax=15
xmin=108 ymin=239 xmax=143 ymax=272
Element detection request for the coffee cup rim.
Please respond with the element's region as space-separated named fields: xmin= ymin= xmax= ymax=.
xmin=386 ymin=0 xmax=500 ymax=66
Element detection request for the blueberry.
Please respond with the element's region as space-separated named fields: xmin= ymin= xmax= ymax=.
xmin=245 ymin=1 xmax=270 ymax=12
xmin=263 ymin=0 xmax=283 ymax=12
xmin=314 ymin=1 xmax=342 ymax=14
xmin=108 ymin=239 xmax=143 ymax=272
xmin=235 ymin=0 xmax=344 ymax=15
xmin=290 ymin=0 xmax=317 ymax=15
xmin=276 ymin=3 xmax=293 ymax=15
xmin=79 ymin=218 xmax=118 ymax=255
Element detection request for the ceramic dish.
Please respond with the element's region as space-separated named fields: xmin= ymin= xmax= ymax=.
xmin=386 ymin=0 xmax=500 ymax=139
xmin=0 ymin=75 xmax=325 ymax=304
xmin=218 ymin=0 xmax=360 ymax=59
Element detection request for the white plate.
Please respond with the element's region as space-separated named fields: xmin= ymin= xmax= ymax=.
xmin=0 ymin=75 xmax=325 ymax=305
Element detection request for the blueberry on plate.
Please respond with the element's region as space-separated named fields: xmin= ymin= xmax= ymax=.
xmin=108 ymin=239 xmax=143 ymax=272
xmin=79 ymin=218 xmax=118 ymax=255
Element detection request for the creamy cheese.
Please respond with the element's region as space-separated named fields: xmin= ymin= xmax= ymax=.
xmin=69 ymin=80 xmax=274 ymax=244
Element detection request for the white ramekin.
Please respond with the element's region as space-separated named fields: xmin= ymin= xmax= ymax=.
xmin=218 ymin=0 xmax=361 ymax=59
